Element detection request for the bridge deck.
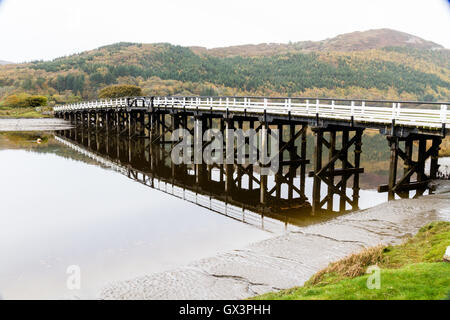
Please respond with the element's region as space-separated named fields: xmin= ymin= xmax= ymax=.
xmin=54 ymin=96 xmax=450 ymax=133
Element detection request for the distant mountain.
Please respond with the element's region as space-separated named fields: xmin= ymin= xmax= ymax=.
xmin=314 ymin=28 xmax=443 ymax=51
xmin=0 ymin=29 xmax=449 ymax=105
xmin=0 ymin=60 xmax=14 ymax=65
xmin=191 ymin=29 xmax=444 ymax=57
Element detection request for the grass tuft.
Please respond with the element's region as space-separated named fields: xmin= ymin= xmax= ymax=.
xmin=306 ymin=245 xmax=384 ymax=286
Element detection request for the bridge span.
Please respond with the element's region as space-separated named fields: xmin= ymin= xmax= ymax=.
xmin=54 ymin=96 xmax=449 ymax=212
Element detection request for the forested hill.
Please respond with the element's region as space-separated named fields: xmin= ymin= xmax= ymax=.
xmin=0 ymin=29 xmax=449 ymax=107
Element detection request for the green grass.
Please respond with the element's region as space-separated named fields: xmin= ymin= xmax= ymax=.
xmin=382 ymin=221 xmax=450 ymax=267
xmin=0 ymin=107 xmax=51 ymax=119
xmin=253 ymin=221 xmax=450 ymax=300
xmin=255 ymin=263 xmax=449 ymax=300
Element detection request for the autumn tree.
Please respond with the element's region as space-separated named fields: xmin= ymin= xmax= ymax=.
xmin=98 ymin=84 xmax=143 ymax=98
xmin=26 ymin=95 xmax=48 ymax=107
xmin=2 ymin=94 xmax=48 ymax=108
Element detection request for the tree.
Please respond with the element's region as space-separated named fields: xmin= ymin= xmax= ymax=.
xmin=2 ymin=94 xmax=22 ymax=107
xmin=98 ymin=84 xmax=143 ymax=98
xmin=2 ymin=93 xmax=30 ymax=108
xmin=26 ymin=95 xmax=48 ymax=107
xmin=1 ymin=94 xmax=47 ymax=108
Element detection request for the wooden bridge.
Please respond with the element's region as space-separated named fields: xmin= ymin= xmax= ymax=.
xmin=54 ymin=96 xmax=449 ymax=213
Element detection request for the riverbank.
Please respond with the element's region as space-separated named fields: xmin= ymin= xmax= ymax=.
xmin=254 ymin=221 xmax=450 ymax=300
xmin=0 ymin=107 xmax=51 ymax=119
xmin=100 ymin=180 xmax=450 ymax=299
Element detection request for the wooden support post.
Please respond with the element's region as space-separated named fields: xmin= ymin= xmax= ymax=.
xmin=128 ymin=112 xmax=132 ymax=139
xmin=312 ymin=129 xmax=323 ymax=213
xmin=105 ymin=120 xmax=109 ymax=154
xmin=300 ymin=124 xmax=307 ymax=195
xmin=416 ymin=138 xmax=427 ymax=196
xmin=149 ymin=111 xmax=154 ymax=142
xmin=195 ymin=116 xmax=206 ymax=184
xmin=128 ymin=135 xmax=132 ymax=162
xmin=388 ymin=137 xmax=399 ymax=200
xmin=225 ymin=119 xmax=234 ymax=193
xmin=81 ymin=114 xmax=85 ymax=144
xmin=87 ymin=122 xmax=91 ymax=148
xmin=352 ymin=130 xmax=362 ymax=210
xmin=288 ymin=124 xmax=295 ymax=201
xmin=275 ymin=123 xmax=283 ymax=199
xmin=248 ymin=120 xmax=254 ymax=191
xmin=96 ymin=128 xmax=100 ymax=151
xmin=161 ymin=113 xmax=165 ymax=143
xmin=105 ymin=112 xmax=109 ymax=135
xmin=327 ymin=131 xmax=336 ymax=211
xmin=260 ymin=122 xmax=268 ymax=205
xmin=430 ymin=137 xmax=441 ymax=180
xmin=339 ymin=130 xmax=349 ymax=212
xmin=399 ymin=138 xmax=413 ymax=198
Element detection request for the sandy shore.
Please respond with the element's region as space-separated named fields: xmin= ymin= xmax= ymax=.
xmin=99 ymin=180 xmax=450 ymax=300
xmin=0 ymin=118 xmax=72 ymax=131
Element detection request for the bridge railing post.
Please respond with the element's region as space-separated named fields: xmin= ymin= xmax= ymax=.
xmin=441 ymin=104 xmax=447 ymax=123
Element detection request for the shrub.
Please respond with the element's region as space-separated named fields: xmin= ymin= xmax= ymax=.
xmin=98 ymin=84 xmax=142 ymax=99
xmin=1 ymin=93 xmax=48 ymax=108
xmin=26 ymin=95 xmax=48 ymax=107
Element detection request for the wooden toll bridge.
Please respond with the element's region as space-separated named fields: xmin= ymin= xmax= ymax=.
xmin=54 ymin=96 xmax=449 ymax=213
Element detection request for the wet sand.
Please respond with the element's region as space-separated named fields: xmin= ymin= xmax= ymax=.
xmin=100 ymin=180 xmax=450 ymax=300
xmin=0 ymin=118 xmax=72 ymax=131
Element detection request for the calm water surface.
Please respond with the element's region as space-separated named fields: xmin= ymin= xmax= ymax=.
xmin=0 ymin=130 xmax=389 ymax=299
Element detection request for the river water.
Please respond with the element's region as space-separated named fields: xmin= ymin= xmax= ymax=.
xmin=0 ymin=119 xmax=438 ymax=299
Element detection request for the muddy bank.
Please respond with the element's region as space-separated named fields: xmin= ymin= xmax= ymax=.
xmin=100 ymin=180 xmax=450 ymax=300
xmin=0 ymin=118 xmax=72 ymax=131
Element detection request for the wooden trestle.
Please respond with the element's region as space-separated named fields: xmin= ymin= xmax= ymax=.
xmin=56 ymin=100 xmax=446 ymax=214
xmin=378 ymin=134 xmax=441 ymax=200
xmin=309 ymin=127 xmax=364 ymax=213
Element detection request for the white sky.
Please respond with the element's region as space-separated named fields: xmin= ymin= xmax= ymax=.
xmin=0 ymin=0 xmax=449 ymax=63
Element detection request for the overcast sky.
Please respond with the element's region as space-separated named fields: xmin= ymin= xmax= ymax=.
xmin=0 ymin=0 xmax=449 ymax=63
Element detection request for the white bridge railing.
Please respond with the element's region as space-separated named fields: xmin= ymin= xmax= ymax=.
xmin=54 ymin=96 xmax=450 ymax=129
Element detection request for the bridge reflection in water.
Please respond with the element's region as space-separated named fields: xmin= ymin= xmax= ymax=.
xmin=55 ymin=125 xmax=373 ymax=232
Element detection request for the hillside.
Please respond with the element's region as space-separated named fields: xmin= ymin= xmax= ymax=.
xmin=191 ymin=29 xmax=444 ymax=57
xmin=0 ymin=29 xmax=449 ymax=107
xmin=0 ymin=60 xmax=13 ymax=65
